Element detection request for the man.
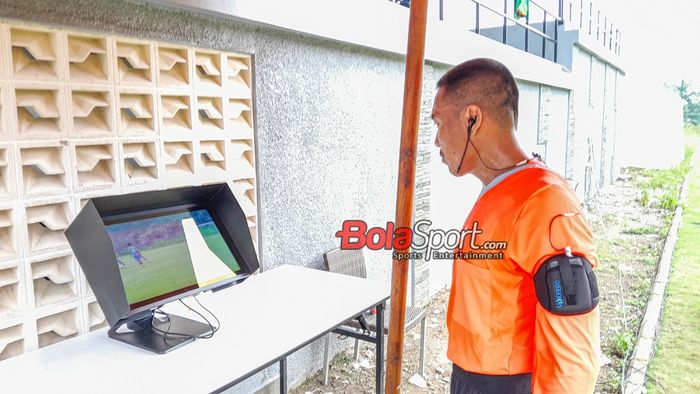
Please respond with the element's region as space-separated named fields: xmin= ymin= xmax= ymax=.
xmin=432 ymin=58 xmax=600 ymax=393
xmin=128 ymin=243 xmax=149 ymax=266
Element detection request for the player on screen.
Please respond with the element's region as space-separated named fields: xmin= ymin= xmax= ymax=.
xmin=127 ymin=243 xmax=149 ymax=266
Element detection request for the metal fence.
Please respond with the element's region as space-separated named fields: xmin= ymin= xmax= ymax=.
xmin=567 ymin=0 xmax=621 ymax=55
xmin=390 ymin=0 xmax=621 ymax=64
xmin=460 ymin=0 xmax=561 ymax=62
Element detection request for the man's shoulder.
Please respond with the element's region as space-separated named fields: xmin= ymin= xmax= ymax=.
xmin=476 ymin=164 xmax=579 ymax=219
xmin=518 ymin=168 xmax=582 ymax=215
xmin=506 ymin=169 xmax=593 ymax=271
xmin=515 ymin=166 xmax=577 ymax=203
xmin=527 ymin=169 xmax=581 ymax=206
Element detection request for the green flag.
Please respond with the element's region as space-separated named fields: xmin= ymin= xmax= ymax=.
xmin=515 ymin=0 xmax=529 ymax=19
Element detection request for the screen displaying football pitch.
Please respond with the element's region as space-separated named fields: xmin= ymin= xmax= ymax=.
xmin=105 ymin=208 xmax=241 ymax=307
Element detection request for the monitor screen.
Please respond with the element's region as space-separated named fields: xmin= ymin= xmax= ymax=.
xmin=104 ymin=208 xmax=241 ymax=308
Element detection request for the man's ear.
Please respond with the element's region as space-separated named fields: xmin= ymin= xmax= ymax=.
xmin=462 ymin=105 xmax=482 ymax=134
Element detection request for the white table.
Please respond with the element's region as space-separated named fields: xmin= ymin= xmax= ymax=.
xmin=0 ymin=265 xmax=390 ymax=394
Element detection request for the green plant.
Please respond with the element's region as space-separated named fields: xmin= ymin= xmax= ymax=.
xmin=633 ymin=279 xmax=652 ymax=295
xmin=613 ymin=330 xmax=636 ymax=357
xmin=673 ymin=80 xmax=700 ymax=125
xmin=641 ymin=256 xmax=657 ymax=265
xmin=640 ymin=189 xmax=650 ymax=206
xmin=624 ymin=226 xmax=657 ymax=235
xmin=626 ymin=298 xmax=645 ymax=309
xmin=647 ymin=134 xmax=700 ymax=394
xmin=660 ymin=192 xmax=679 ymax=211
xmin=633 ymin=146 xmax=693 ymax=211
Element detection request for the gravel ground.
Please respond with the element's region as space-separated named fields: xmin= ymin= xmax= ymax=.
xmin=587 ymin=169 xmax=674 ymax=393
xmin=292 ymin=168 xmax=672 ymax=394
xmin=293 ymin=288 xmax=452 ymax=394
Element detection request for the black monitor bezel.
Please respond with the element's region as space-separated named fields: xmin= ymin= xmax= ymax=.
xmin=102 ymin=203 xmax=250 ymax=317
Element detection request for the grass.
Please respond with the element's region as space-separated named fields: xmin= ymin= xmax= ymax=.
xmin=646 ymin=133 xmax=700 ymax=393
xmin=118 ymin=231 xmax=238 ymax=305
xmin=119 ymin=242 xmax=199 ymax=304
xmin=623 ymin=226 xmax=658 ymax=235
xmin=587 ymin=174 xmax=672 ymax=393
xmin=630 ymin=144 xmax=693 ymax=211
xmin=613 ymin=330 xmax=635 ymax=358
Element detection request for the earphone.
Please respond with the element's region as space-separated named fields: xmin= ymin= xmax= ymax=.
xmin=455 ymin=117 xmax=476 ymax=174
xmin=455 ymin=116 xmax=533 ymax=174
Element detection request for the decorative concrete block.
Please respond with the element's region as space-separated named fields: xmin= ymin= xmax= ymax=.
xmin=11 ymin=84 xmax=67 ymax=140
xmin=0 ymin=260 xmax=23 ymax=319
xmin=17 ymin=141 xmax=70 ymax=197
xmin=8 ymin=26 xmax=62 ymax=81
xmin=116 ymin=89 xmax=157 ymax=136
xmin=66 ymin=34 xmax=110 ymax=83
xmin=0 ymin=83 xmax=10 ymax=140
xmin=71 ymin=141 xmax=119 ymax=192
xmin=228 ymin=98 xmax=253 ymax=140
xmin=158 ymin=90 xmax=194 ymax=140
xmin=228 ymin=177 xmax=257 ymax=246
xmin=35 ymin=305 xmax=80 ymax=348
xmin=230 ymin=178 xmax=257 ymax=218
xmin=120 ymin=138 xmax=160 ymax=190
xmin=161 ymin=140 xmax=196 ymax=187
xmin=230 ymin=140 xmax=256 ymax=180
xmin=197 ymin=139 xmax=228 ymax=183
xmin=225 ymin=54 xmax=252 ymax=99
xmin=0 ymin=143 xmax=17 ymax=199
xmin=0 ymin=320 xmax=26 ymax=360
xmin=114 ymin=38 xmax=154 ymax=86
xmin=195 ymin=94 xmax=225 ymax=137
xmin=27 ymin=251 xmax=77 ymax=309
xmin=0 ymin=27 xmax=7 ymax=78
xmin=0 ymin=203 xmax=20 ymax=262
xmin=23 ymin=198 xmax=72 ymax=255
xmin=85 ymin=300 xmax=106 ymax=332
xmin=194 ymin=50 xmax=223 ymax=92
xmin=67 ymin=87 xmax=116 ymax=138
xmin=156 ymin=44 xmax=191 ymax=87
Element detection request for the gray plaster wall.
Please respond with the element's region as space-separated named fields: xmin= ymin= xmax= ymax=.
xmin=0 ymin=0 xmax=445 ymax=390
xmin=569 ymin=45 xmax=622 ymax=200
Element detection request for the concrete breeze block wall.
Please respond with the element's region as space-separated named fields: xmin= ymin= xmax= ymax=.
xmin=0 ymin=20 xmax=259 ymax=367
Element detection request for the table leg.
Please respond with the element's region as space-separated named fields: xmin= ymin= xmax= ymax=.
xmin=376 ymin=302 xmax=385 ymax=394
xmin=280 ymin=357 xmax=288 ymax=394
xmin=323 ymin=334 xmax=331 ymax=385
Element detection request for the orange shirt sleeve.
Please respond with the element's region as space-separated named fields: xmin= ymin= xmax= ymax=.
xmin=508 ymin=184 xmax=600 ymax=394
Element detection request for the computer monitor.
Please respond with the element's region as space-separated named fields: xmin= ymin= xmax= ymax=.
xmin=65 ymin=183 xmax=259 ymax=353
xmin=104 ymin=207 xmax=241 ymax=310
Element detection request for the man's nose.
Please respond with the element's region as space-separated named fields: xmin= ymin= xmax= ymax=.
xmin=434 ymin=132 xmax=440 ymax=148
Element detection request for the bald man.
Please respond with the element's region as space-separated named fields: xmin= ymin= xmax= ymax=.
xmin=433 ymin=58 xmax=601 ymax=393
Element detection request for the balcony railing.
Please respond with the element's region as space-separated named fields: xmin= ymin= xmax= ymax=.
xmin=463 ymin=0 xmax=561 ymax=62
xmin=390 ymin=0 xmax=622 ymax=64
xmin=565 ymin=0 xmax=621 ymax=55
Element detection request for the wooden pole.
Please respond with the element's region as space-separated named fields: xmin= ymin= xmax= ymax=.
xmin=384 ymin=1 xmax=428 ymax=393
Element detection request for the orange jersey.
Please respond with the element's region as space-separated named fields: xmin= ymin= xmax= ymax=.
xmin=446 ymin=159 xmax=600 ymax=393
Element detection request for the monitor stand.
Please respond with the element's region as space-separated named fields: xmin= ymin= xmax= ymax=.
xmin=107 ymin=312 xmax=213 ymax=354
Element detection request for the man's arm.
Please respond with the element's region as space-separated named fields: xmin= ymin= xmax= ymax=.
xmin=532 ymin=303 xmax=600 ymax=392
xmin=509 ymin=184 xmax=600 ymax=393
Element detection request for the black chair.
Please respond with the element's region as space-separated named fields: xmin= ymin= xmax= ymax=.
xmin=321 ymin=248 xmax=426 ymax=385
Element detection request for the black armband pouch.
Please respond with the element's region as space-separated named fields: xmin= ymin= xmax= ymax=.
xmin=533 ymin=253 xmax=599 ymax=315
